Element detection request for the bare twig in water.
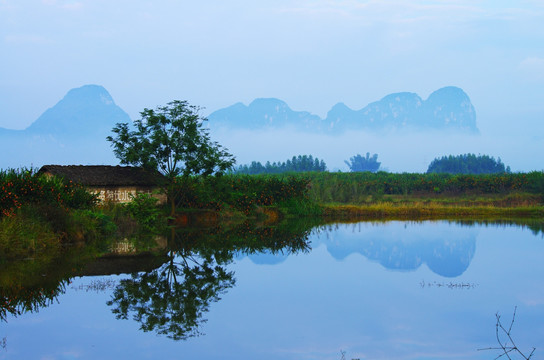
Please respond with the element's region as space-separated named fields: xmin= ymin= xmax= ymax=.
xmin=71 ymin=279 xmax=117 ymax=293
xmin=339 ymin=349 xmax=360 ymax=360
xmin=478 ymin=306 xmax=536 ymax=359
xmin=419 ymin=279 xmax=478 ymax=289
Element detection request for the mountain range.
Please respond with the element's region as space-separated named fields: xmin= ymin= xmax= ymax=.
xmin=245 ymin=222 xmax=477 ymax=278
xmin=209 ymin=86 xmax=478 ymax=133
xmin=0 ymin=84 xmax=478 ymax=169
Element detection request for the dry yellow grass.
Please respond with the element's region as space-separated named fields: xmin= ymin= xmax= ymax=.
xmin=321 ymin=202 xmax=544 ymax=220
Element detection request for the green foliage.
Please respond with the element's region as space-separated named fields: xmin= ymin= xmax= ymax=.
xmin=345 ymin=152 xmax=381 ymax=172
xmin=107 ymin=100 xmax=235 ymax=216
xmin=0 ymin=168 xmax=97 ymax=218
xmin=72 ymin=209 xmax=118 ymax=238
xmin=0 ymin=168 xmax=167 ymax=260
xmin=305 ymin=171 xmax=544 ymax=204
xmin=427 ymin=153 xmax=510 ymax=174
xmin=235 ymin=155 xmax=327 ymax=174
xmin=107 ymin=100 xmax=235 ymax=180
xmin=173 ymin=174 xmax=311 ymax=214
xmin=0 ymin=213 xmax=59 ymax=260
xmin=125 ymin=193 xmax=163 ymax=233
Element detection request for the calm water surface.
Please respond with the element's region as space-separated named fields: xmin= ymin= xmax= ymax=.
xmin=1 ymin=220 xmax=543 ymax=360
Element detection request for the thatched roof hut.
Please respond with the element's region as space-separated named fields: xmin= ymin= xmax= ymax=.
xmin=38 ymin=165 xmax=166 ymax=204
xmin=38 ymin=165 xmax=164 ymax=186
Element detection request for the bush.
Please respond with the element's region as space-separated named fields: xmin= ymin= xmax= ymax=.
xmin=0 ymin=168 xmax=97 ymax=218
xmin=125 ymin=193 xmax=162 ymax=233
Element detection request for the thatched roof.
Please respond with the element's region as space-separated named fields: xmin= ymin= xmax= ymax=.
xmin=38 ymin=165 xmax=164 ymax=187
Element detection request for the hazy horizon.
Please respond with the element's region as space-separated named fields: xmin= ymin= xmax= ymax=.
xmin=1 ymin=1 xmax=543 ymax=172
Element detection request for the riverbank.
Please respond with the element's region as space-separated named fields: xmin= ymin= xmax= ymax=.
xmin=2 ymin=170 xmax=543 ymax=260
xmin=320 ymin=202 xmax=544 ymax=220
xmin=171 ymin=192 xmax=544 ymax=228
xmin=170 ymin=171 xmax=544 ymax=223
xmin=317 ymin=192 xmax=544 ymax=220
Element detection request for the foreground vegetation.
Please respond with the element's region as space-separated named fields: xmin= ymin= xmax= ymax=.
xmin=2 ymin=168 xmax=544 ymax=261
xmin=0 ymin=168 xmax=165 ymax=261
xmin=1 ymin=168 xmax=543 ymax=324
xmin=170 ymin=171 xmax=544 ymax=218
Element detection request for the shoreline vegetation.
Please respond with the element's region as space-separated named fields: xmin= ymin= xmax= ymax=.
xmin=175 ymin=171 xmax=544 ymax=222
xmin=1 ymin=168 xmax=543 ymax=261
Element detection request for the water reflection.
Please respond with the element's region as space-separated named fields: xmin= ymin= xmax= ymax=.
xmin=454 ymin=218 xmax=544 ymax=237
xmin=312 ymin=221 xmax=477 ymax=277
xmin=0 ymin=244 xmax=94 ymax=321
xmin=0 ymin=232 xmax=164 ymax=322
xmin=2 ymin=218 xmax=543 ymax=357
xmin=107 ymin=253 xmax=235 ymax=340
xmin=106 ymin=220 xmax=315 ymax=340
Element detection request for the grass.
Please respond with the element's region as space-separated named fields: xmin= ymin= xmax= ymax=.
xmin=320 ymin=202 xmax=544 ymax=220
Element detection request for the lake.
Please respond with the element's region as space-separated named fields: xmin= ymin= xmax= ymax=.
xmin=1 ymin=220 xmax=543 ymax=360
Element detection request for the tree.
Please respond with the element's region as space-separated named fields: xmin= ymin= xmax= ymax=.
xmin=107 ymin=100 xmax=235 ymax=215
xmin=345 ymin=153 xmax=381 ymax=172
xmin=234 ymin=155 xmax=327 ymax=174
xmin=426 ymin=153 xmax=510 ymax=174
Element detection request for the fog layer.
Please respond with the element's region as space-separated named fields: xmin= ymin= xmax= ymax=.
xmin=211 ymin=128 xmax=543 ymax=173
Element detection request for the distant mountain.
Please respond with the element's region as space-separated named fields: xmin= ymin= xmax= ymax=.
xmin=320 ymin=222 xmax=477 ymax=278
xmin=0 ymin=84 xmax=129 ymax=168
xmin=209 ymin=98 xmax=324 ymax=131
xmin=209 ymin=86 xmax=478 ymax=133
xmin=25 ymin=84 xmax=130 ymax=137
xmin=241 ymin=222 xmax=477 ymax=277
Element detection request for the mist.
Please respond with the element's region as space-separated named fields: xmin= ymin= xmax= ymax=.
xmin=211 ymin=128 xmax=544 ymax=173
xmin=1 ymin=121 xmax=542 ymax=174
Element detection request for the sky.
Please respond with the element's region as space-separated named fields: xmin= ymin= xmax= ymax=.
xmin=1 ymin=0 xmax=543 ymax=171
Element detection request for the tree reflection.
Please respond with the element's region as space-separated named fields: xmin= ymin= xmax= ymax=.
xmin=454 ymin=219 xmax=544 ymax=237
xmin=0 ymin=234 xmax=164 ymax=322
xmin=107 ymin=219 xmax=314 ymax=340
xmin=0 ymin=242 xmax=97 ymax=322
xmin=107 ymin=252 xmax=234 ymax=340
xmin=0 ymin=279 xmax=69 ymax=322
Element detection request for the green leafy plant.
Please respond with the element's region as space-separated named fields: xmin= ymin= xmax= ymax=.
xmin=107 ymin=100 xmax=235 ymax=215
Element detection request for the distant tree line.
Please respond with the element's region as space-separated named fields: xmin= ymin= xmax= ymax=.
xmin=427 ymin=153 xmax=510 ymax=175
xmin=235 ymin=155 xmax=327 ymax=175
xmin=234 ymin=152 xmax=513 ymax=175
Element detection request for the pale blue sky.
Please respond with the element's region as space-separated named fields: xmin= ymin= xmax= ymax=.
xmin=1 ymin=1 xmax=543 ymax=170
xmin=1 ymin=1 xmax=543 ymax=130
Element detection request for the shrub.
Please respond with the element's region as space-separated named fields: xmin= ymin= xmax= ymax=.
xmin=0 ymin=168 xmax=97 ymax=218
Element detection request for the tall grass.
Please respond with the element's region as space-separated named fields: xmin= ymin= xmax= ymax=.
xmin=305 ymin=171 xmax=544 ymax=204
xmin=173 ymin=174 xmax=312 ymax=215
